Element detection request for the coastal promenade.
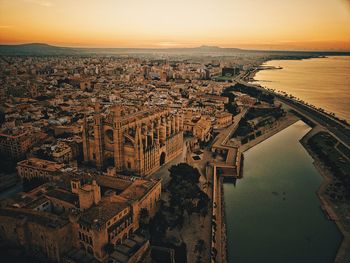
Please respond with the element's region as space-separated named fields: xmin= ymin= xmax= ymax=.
xmin=237 ymin=79 xmax=350 ymax=148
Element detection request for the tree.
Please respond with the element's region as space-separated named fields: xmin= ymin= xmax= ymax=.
xmin=149 ymin=209 xmax=168 ymax=245
xmin=167 ymin=163 xmax=210 ymax=227
xmin=139 ymin=208 xmax=150 ymax=229
xmin=169 ymin=163 xmax=200 ymax=185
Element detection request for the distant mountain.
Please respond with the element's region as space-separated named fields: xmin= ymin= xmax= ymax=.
xmin=0 ymin=43 xmax=349 ymax=56
xmin=197 ymin=45 xmax=241 ymax=52
xmin=0 ymin=43 xmax=244 ymax=56
xmin=0 ymin=43 xmax=79 ymax=55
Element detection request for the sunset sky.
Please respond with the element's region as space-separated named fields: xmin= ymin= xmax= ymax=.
xmin=1 ymin=0 xmax=350 ymax=50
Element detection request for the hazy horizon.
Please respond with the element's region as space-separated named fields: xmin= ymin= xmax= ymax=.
xmin=1 ymin=0 xmax=350 ymax=51
xmin=2 ymin=42 xmax=350 ymax=53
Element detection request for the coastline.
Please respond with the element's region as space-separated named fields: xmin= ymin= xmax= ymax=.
xmin=217 ymin=56 xmax=350 ymax=262
xmin=300 ymin=129 xmax=350 ymax=263
xmin=219 ymin=56 xmax=349 ymax=263
xmin=244 ymin=56 xmax=315 ymax=82
xmin=247 ymin=57 xmax=350 ymax=126
xmin=247 ymin=56 xmax=320 ymax=83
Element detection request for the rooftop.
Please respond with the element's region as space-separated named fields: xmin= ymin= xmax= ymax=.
xmin=24 ymin=195 xmax=50 ymax=209
xmin=0 ymin=207 xmax=69 ymax=229
xmin=96 ymin=175 xmax=132 ymax=193
xmin=17 ymin=157 xmax=64 ymax=172
xmin=109 ymin=235 xmax=149 ymax=263
xmin=0 ymin=127 xmax=29 ymax=138
xmin=46 ymin=188 xmax=78 ymax=205
xmin=79 ymin=200 xmax=129 ymax=227
xmin=119 ymin=179 xmax=159 ymax=202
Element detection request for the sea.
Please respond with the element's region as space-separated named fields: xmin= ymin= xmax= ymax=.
xmin=252 ymin=56 xmax=350 ymax=123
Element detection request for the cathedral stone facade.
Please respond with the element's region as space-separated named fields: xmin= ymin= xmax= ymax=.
xmin=82 ymin=103 xmax=184 ymax=176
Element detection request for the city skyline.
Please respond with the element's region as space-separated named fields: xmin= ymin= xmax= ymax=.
xmin=1 ymin=0 xmax=350 ymax=50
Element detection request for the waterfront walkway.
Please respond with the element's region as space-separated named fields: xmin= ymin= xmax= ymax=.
xmin=237 ymin=79 xmax=350 ymax=148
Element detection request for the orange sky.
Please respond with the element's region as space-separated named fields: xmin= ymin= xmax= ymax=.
xmin=1 ymin=0 xmax=350 ymax=50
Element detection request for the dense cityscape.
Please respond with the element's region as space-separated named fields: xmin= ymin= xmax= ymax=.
xmin=0 ymin=47 xmax=349 ymax=263
xmin=1 ymin=0 xmax=350 ymax=263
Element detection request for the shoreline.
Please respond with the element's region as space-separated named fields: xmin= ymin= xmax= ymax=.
xmin=300 ymin=129 xmax=350 ymax=263
xmin=247 ymin=58 xmax=350 ymax=126
xmin=245 ymin=56 xmax=316 ymax=82
xmin=220 ymin=57 xmax=349 ymax=263
xmin=216 ymin=56 xmax=350 ymax=262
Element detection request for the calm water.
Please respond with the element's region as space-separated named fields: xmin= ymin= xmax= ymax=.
xmin=253 ymin=56 xmax=350 ymax=122
xmin=224 ymin=121 xmax=342 ymax=263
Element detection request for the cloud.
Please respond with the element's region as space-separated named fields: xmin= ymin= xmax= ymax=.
xmin=24 ymin=0 xmax=53 ymax=7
